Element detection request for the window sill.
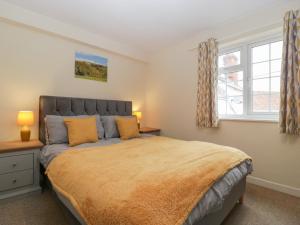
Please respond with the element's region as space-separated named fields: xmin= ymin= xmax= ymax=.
xmin=219 ymin=117 xmax=278 ymax=123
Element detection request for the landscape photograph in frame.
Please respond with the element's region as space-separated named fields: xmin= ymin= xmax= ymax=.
xmin=75 ymin=52 xmax=108 ymax=82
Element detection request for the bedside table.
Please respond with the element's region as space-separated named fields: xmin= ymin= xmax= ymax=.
xmin=0 ymin=140 xmax=43 ymax=199
xmin=139 ymin=127 xmax=161 ymax=136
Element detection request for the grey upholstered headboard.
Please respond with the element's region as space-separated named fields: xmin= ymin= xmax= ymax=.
xmin=39 ymin=95 xmax=132 ymax=144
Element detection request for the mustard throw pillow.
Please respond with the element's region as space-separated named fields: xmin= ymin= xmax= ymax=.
xmin=115 ymin=116 xmax=140 ymax=140
xmin=64 ymin=117 xmax=98 ymax=146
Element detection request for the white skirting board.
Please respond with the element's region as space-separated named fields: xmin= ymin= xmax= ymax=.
xmin=247 ymin=175 xmax=300 ymax=198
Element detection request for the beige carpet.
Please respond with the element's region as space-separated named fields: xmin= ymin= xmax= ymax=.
xmin=0 ymin=183 xmax=299 ymax=225
xmin=222 ymin=184 xmax=300 ymax=225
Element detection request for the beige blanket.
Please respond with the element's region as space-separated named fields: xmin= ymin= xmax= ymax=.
xmin=46 ymin=136 xmax=251 ymax=225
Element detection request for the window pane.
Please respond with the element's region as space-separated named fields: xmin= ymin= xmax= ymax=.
xmin=219 ymin=73 xmax=226 ymax=81
xmin=271 ymin=41 xmax=283 ymax=59
xmin=252 ymin=62 xmax=269 ymax=78
xmin=218 ymin=80 xmax=226 ymax=98
xmin=271 ymin=59 xmax=281 ymax=73
xmin=271 ymin=71 xmax=280 ymax=77
xmin=227 ymin=80 xmax=243 ymax=96
xmin=218 ymin=51 xmax=240 ymax=68
xmin=271 ymin=77 xmax=280 ymax=93
xmin=253 ymin=95 xmax=269 ymax=112
xmin=253 ymin=78 xmax=269 ymax=94
xmin=218 ymin=71 xmax=244 ymax=116
xmin=270 ymin=94 xmax=280 ymax=112
xmin=227 ymin=71 xmax=244 ymax=97
xmin=227 ymin=96 xmax=243 ymax=115
xmin=227 ymin=71 xmax=243 ymax=81
xmin=252 ymin=44 xmax=269 ymax=63
xmin=218 ymin=99 xmax=227 ymax=114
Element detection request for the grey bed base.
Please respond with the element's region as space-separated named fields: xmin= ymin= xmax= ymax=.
xmin=39 ymin=95 xmax=246 ymax=225
xmin=196 ymin=177 xmax=245 ymax=225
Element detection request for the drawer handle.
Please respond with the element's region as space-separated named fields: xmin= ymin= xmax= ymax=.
xmin=12 ymin=163 xmax=17 ymax=168
xmin=12 ymin=179 xmax=17 ymax=184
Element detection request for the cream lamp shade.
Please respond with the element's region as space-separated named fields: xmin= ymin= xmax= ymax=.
xmin=17 ymin=111 xmax=34 ymax=142
xmin=17 ymin=111 xmax=34 ymax=126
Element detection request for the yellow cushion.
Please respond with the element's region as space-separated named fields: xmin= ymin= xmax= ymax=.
xmin=115 ymin=116 xmax=141 ymax=140
xmin=64 ymin=117 xmax=98 ymax=146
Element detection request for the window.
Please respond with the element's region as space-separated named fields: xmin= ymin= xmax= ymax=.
xmin=217 ymin=36 xmax=282 ymax=121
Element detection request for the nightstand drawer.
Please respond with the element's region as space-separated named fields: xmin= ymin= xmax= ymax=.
xmin=0 ymin=154 xmax=33 ymax=174
xmin=0 ymin=169 xmax=33 ymax=192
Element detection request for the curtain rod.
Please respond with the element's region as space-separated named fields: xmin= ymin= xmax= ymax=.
xmin=188 ymin=36 xmax=229 ymax=51
xmin=188 ymin=23 xmax=282 ymax=51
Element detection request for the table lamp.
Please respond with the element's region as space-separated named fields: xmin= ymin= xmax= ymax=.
xmin=17 ymin=111 xmax=34 ymax=142
xmin=133 ymin=111 xmax=142 ymax=129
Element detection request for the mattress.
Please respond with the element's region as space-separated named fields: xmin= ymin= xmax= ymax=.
xmin=40 ymin=136 xmax=252 ymax=224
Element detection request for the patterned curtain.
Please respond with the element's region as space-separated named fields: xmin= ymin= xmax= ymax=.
xmin=196 ymin=38 xmax=218 ymax=128
xmin=279 ymin=10 xmax=300 ymax=135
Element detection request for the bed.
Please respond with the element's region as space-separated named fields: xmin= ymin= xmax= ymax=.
xmin=39 ymin=95 xmax=252 ymax=225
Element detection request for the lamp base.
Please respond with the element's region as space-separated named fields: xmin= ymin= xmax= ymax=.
xmin=20 ymin=129 xmax=31 ymax=142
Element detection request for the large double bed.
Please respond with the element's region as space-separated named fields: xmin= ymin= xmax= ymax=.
xmin=39 ymin=95 xmax=252 ymax=225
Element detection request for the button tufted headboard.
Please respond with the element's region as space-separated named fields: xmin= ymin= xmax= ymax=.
xmin=39 ymin=95 xmax=132 ymax=144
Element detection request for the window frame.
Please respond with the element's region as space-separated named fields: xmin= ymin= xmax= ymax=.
xmin=218 ymin=34 xmax=282 ymax=121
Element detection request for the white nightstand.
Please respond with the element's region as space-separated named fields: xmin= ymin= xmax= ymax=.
xmin=0 ymin=140 xmax=43 ymax=199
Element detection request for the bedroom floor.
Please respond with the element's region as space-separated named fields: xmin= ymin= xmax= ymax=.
xmin=0 ymin=184 xmax=299 ymax=225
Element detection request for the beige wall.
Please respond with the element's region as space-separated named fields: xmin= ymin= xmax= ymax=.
xmin=145 ymin=3 xmax=300 ymax=190
xmin=0 ymin=20 xmax=147 ymax=141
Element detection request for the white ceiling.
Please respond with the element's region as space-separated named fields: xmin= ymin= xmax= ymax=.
xmin=2 ymin=0 xmax=291 ymax=54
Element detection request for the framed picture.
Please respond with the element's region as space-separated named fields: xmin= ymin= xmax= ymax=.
xmin=75 ymin=52 xmax=108 ymax=82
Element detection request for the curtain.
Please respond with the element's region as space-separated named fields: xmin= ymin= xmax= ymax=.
xmin=279 ymin=10 xmax=300 ymax=135
xmin=196 ymin=38 xmax=218 ymax=128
